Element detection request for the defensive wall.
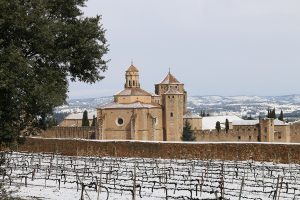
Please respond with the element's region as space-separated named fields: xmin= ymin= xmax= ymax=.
xmin=14 ymin=137 xmax=300 ymax=164
xmin=41 ymin=127 xmax=96 ymax=139
xmin=42 ymin=121 xmax=300 ymax=143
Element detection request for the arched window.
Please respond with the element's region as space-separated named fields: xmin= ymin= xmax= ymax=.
xmin=133 ymin=80 xmax=135 ymax=86
xmin=170 ymin=112 xmax=173 ymax=117
xmin=129 ymin=80 xmax=131 ymax=87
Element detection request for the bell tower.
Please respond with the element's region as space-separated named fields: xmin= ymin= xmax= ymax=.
xmin=156 ymin=71 xmax=186 ymax=141
xmin=162 ymin=88 xmax=184 ymax=141
xmin=125 ymin=63 xmax=140 ymax=88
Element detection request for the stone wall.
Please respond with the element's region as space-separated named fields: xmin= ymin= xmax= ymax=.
xmin=17 ymin=137 xmax=300 ymax=164
xmin=290 ymin=121 xmax=300 ymax=143
xmin=41 ymin=127 xmax=96 ymax=139
xmin=195 ymin=130 xmax=259 ymax=142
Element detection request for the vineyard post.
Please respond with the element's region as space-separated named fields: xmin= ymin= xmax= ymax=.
xmin=238 ymin=176 xmax=245 ymax=200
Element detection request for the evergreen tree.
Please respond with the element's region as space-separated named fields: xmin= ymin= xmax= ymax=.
xmin=272 ymin=108 xmax=276 ymax=119
xmin=82 ymin=110 xmax=90 ymax=127
xmin=181 ymin=120 xmax=196 ymax=141
xmin=267 ymin=108 xmax=270 ymax=118
xmin=216 ymin=121 xmax=221 ymax=133
xmin=202 ymin=110 xmax=206 ymax=117
xmin=206 ymin=113 xmax=210 ymax=116
xmin=225 ymin=119 xmax=229 ymax=133
xmin=278 ymin=110 xmax=284 ymax=121
xmin=0 ymin=0 xmax=108 ymax=146
xmin=91 ymin=115 xmax=96 ymax=126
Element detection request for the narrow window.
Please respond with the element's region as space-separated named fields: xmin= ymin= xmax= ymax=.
xmin=170 ymin=112 xmax=173 ymax=117
xmin=132 ymin=80 xmax=135 ymax=86
xmin=129 ymin=80 xmax=131 ymax=86
xmin=238 ymin=136 xmax=241 ymax=140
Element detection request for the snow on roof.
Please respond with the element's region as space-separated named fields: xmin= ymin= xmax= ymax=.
xmin=99 ymin=102 xmax=160 ymax=109
xmin=232 ymin=119 xmax=289 ymax=126
xmin=183 ymin=112 xmax=202 ymax=119
xmin=151 ymin=93 xmax=160 ymax=97
xmin=232 ymin=120 xmax=259 ymax=126
xmin=115 ymin=88 xmax=151 ymax=96
xmin=202 ymin=115 xmax=242 ymax=130
xmin=291 ymin=120 xmax=300 ymax=125
xmin=274 ymin=119 xmax=289 ymax=126
xmin=65 ymin=111 xmax=97 ymax=120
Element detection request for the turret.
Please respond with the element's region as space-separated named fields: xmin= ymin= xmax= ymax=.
xmin=125 ymin=64 xmax=140 ymax=88
xmin=259 ymin=118 xmax=275 ymax=142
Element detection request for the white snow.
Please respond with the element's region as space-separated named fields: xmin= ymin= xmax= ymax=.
xmin=2 ymin=152 xmax=300 ymax=200
xmin=202 ymin=115 xmax=242 ymax=130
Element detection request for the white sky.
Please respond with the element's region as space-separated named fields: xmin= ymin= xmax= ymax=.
xmin=68 ymin=0 xmax=300 ymax=99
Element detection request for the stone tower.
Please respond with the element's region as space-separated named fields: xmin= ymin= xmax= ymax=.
xmin=125 ymin=64 xmax=140 ymax=88
xmin=259 ymin=118 xmax=275 ymax=142
xmin=155 ymin=72 xmax=186 ymax=141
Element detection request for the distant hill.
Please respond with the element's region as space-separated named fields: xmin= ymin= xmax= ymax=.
xmin=54 ymin=95 xmax=300 ymax=121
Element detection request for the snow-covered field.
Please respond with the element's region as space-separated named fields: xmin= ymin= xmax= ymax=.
xmin=1 ymin=152 xmax=300 ymax=200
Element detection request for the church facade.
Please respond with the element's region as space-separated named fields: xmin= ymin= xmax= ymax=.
xmin=96 ymin=64 xmax=187 ymax=141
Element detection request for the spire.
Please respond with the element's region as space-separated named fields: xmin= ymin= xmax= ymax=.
xmin=159 ymin=71 xmax=181 ymax=84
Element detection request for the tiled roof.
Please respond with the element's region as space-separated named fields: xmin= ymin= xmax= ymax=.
xmin=115 ymin=88 xmax=152 ymax=96
xmin=99 ymin=102 xmax=160 ymax=109
xmin=159 ymin=72 xmax=181 ymax=84
xmin=126 ymin=65 xmax=139 ymax=72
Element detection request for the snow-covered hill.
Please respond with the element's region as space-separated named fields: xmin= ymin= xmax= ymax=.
xmin=54 ymin=95 xmax=300 ymax=121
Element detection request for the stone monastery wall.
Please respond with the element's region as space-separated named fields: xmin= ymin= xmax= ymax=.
xmin=17 ymin=137 xmax=300 ymax=164
xmin=41 ymin=127 xmax=96 ymax=139
xmin=290 ymin=121 xmax=300 ymax=143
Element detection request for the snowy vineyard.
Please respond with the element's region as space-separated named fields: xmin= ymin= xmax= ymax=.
xmin=1 ymin=152 xmax=300 ymax=200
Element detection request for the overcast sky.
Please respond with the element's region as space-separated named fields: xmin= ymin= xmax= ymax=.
xmin=68 ymin=0 xmax=300 ymax=99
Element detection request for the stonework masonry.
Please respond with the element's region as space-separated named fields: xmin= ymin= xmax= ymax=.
xmin=41 ymin=127 xmax=96 ymax=139
xmin=17 ymin=137 xmax=300 ymax=164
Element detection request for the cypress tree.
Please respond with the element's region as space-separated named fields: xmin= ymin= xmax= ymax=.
xmin=225 ymin=119 xmax=229 ymax=133
xmin=272 ymin=108 xmax=276 ymax=119
xmin=181 ymin=120 xmax=196 ymax=141
xmin=91 ymin=115 xmax=96 ymax=126
xmin=278 ymin=110 xmax=284 ymax=121
xmin=216 ymin=121 xmax=221 ymax=133
xmin=82 ymin=110 xmax=90 ymax=127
